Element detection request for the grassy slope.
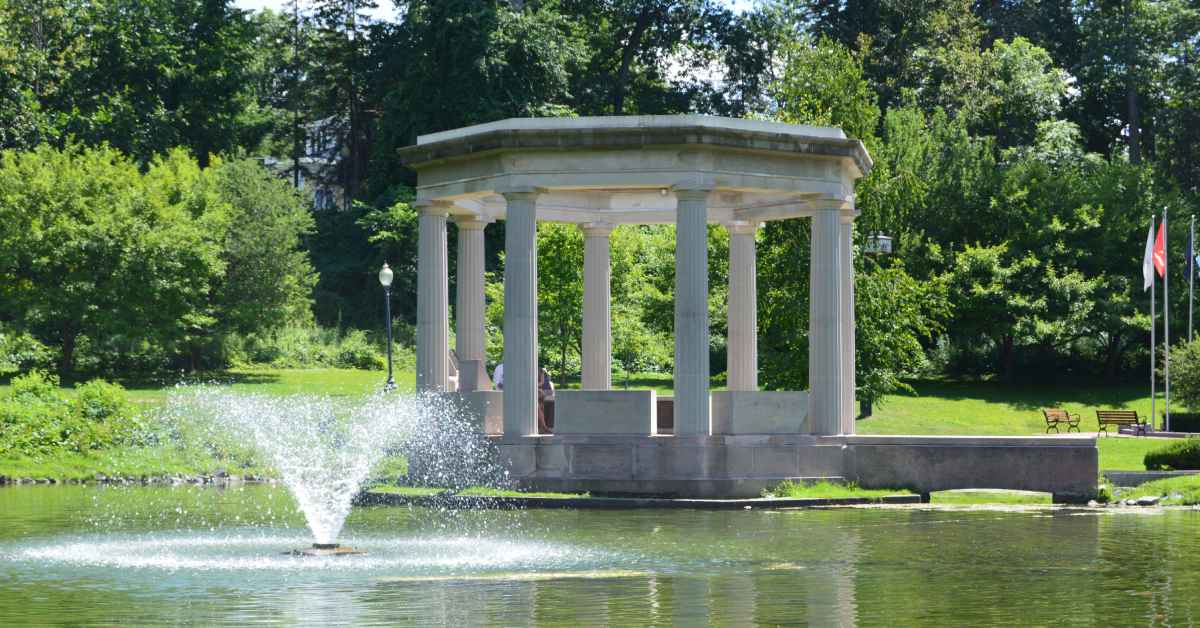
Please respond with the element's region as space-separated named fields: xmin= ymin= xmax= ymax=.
xmin=1119 ymin=475 xmax=1200 ymax=505
xmin=769 ymin=480 xmax=911 ymax=499
xmin=0 ymin=368 xmax=409 ymax=482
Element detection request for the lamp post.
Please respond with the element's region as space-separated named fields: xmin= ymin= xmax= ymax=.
xmin=379 ymin=263 xmax=396 ymax=391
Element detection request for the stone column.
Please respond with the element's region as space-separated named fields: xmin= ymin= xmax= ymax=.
xmin=839 ymin=215 xmax=856 ymax=434
xmin=674 ymin=188 xmax=712 ymax=435
xmin=455 ymin=216 xmax=488 ymax=391
xmin=581 ymin=222 xmax=613 ymax=390
xmin=726 ymin=221 xmax=758 ymax=391
xmin=502 ymin=189 xmax=540 ymax=436
xmin=416 ymin=202 xmax=449 ymax=392
xmin=808 ymin=205 xmax=847 ymax=434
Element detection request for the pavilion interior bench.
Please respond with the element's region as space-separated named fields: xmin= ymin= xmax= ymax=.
xmin=1095 ymin=410 xmax=1147 ymax=436
xmin=1042 ymin=408 xmax=1081 ymax=433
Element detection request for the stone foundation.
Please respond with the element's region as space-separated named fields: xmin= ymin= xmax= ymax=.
xmin=492 ymin=433 xmax=1098 ymax=502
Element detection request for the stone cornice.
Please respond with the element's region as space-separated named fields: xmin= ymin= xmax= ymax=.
xmin=399 ymin=117 xmax=873 ymax=178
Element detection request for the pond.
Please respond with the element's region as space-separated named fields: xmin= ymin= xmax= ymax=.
xmin=1 ymin=484 xmax=1198 ymax=626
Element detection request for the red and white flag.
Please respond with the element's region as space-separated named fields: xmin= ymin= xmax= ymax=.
xmin=1154 ymin=219 xmax=1168 ymax=278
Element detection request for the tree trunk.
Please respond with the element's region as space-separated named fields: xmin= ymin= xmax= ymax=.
xmin=999 ymin=334 xmax=1015 ymax=380
xmin=613 ymin=9 xmax=653 ymax=115
xmin=1104 ymin=333 xmax=1124 ymax=379
xmin=559 ymin=320 xmax=567 ymax=380
xmin=1124 ymin=0 xmax=1141 ymax=165
xmin=1127 ymin=80 xmax=1141 ymax=165
xmin=59 ymin=321 xmax=76 ymax=378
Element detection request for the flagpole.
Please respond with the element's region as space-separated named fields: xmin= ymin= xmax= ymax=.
xmin=1190 ymin=214 xmax=1195 ymax=342
xmin=1151 ymin=214 xmax=1157 ymax=432
xmin=1165 ymin=207 xmax=1171 ymax=433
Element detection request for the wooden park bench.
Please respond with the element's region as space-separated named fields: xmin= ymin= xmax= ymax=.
xmin=1095 ymin=410 xmax=1148 ymax=437
xmin=1042 ymin=408 xmax=1081 ymax=433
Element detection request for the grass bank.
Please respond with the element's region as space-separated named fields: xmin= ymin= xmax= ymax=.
xmin=0 ymin=368 xmax=407 ymax=483
xmin=766 ymin=480 xmax=911 ymax=500
xmin=1115 ymin=475 xmax=1200 ymax=505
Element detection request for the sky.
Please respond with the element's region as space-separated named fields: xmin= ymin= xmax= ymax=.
xmin=233 ymin=0 xmax=757 ymax=19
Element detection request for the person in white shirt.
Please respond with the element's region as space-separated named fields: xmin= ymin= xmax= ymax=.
xmin=492 ymin=362 xmax=504 ymax=390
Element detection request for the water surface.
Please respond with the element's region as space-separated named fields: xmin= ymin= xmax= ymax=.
xmin=1 ymin=485 xmax=1198 ymax=626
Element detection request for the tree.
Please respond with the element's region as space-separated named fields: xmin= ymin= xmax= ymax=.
xmin=210 ymin=158 xmax=318 ymax=337
xmin=368 ymin=0 xmax=583 ymax=195
xmin=855 ymin=261 xmax=950 ymax=409
xmin=0 ymin=146 xmax=226 ymax=375
xmin=1074 ymin=0 xmax=1190 ymax=162
xmin=562 ymin=0 xmax=730 ymax=115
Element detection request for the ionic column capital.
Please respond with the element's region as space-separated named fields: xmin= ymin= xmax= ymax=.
xmin=500 ymin=187 xmax=546 ymax=203
xmin=413 ymin=200 xmax=451 ymax=217
xmin=454 ymin=214 xmax=491 ymax=230
xmin=813 ymin=197 xmax=859 ymax=222
xmin=725 ymin=220 xmax=760 ymax=236
xmin=673 ymin=186 xmax=715 ymax=203
xmin=580 ymin=222 xmax=615 ymax=238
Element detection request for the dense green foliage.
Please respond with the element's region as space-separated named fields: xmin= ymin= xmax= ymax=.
xmin=0 ymin=0 xmax=1198 ymax=402
xmin=1168 ymin=340 xmax=1200 ymax=413
xmin=1144 ymin=438 xmax=1200 ymax=470
xmin=0 ymin=146 xmax=316 ymax=376
xmin=0 ymin=371 xmax=141 ymax=457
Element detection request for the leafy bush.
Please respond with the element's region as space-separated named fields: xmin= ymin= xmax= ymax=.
xmin=0 ymin=325 xmax=54 ymax=376
xmin=228 ymin=325 xmax=404 ymax=371
xmin=10 ymin=370 xmax=62 ymax=402
xmin=1144 ymin=438 xmax=1200 ymax=471
xmin=73 ymin=380 xmax=130 ymax=423
xmin=1166 ymin=413 xmax=1200 ymax=433
xmin=1168 ymin=340 xmax=1200 ymax=412
xmin=0 ymin=372 xmax=140 ymax=456
xmin=334 ymin=329 xmax=386 ymax=370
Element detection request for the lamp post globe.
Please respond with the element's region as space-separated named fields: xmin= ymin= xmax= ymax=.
xmin=379 ymin=263 xmax=396 ymax=391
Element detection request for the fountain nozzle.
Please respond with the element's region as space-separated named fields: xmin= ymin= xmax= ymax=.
xmin=285 ymin=543 xmax=365 ymax=557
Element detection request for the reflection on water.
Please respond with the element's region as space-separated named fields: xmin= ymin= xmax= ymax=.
xmin=1 ymin=485 xmax=1198 ymax=626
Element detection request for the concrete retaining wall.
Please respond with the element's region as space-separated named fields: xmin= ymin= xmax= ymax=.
xmin=492 ymin=433 xmax=1099 ymax=500
xmin=842 ymin=435 xmax=1098 ymax=501
xmin=495 ymin=434 xmax=845 ymax=498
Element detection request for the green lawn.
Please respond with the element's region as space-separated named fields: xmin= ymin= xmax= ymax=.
xmin=930 ymin=489 xmax=1053 ymax=505
xmin=1118 ymin=475 xmax=1200 ymax=505
xmin=766 ymin=480 xmax=912 ymax=499
xmin=0 ymin=367 xmax=406 ymax=407
xmin=0 ymin=368 xmax=409 ymax=482
xmin=858 ymin=378 xmax=1179 ymax=435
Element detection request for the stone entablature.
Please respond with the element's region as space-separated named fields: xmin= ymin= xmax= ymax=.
xmin=399 ymin=115 xmax=868 ymax=227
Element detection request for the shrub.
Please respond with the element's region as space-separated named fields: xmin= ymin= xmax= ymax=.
xmin=10 ymin=370 xmax=61 ymax=402
xmin=334 ymin=329 xmax=385 ymax=370
xmin=1144 ymin=438 xmax=1200 ymax=471
xmin=0 ymin=373 xmax=140 ymax=456
xmin=229 ymin=325 xmax=400 ymax=371
xmin=1166 ymin=413 xmax=1200 ymax=433
xmin=1168 ymin=339 xmax=1200 ymax=412
xmin=73 ymin=380 xmax=129 ymax=423
xmin=0 ymin=326 xmax=54 ymax=376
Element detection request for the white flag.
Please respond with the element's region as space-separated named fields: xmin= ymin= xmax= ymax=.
xmin=1144 ymin=219 xmax=1157 ymax=291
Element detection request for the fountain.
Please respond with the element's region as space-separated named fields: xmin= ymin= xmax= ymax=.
xmin=170 ymin=386 xmax=493 ymax=556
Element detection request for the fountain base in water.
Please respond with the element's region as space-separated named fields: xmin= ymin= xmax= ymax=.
xmin=285 ymin=544 xmax=365 ymax=557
